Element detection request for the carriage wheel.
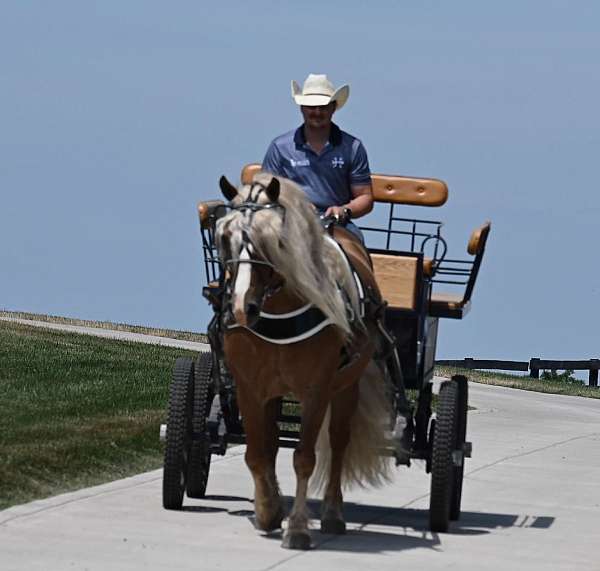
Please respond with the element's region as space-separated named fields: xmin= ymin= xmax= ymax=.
xmin=429 ymin=379 xmax=459 ymax=532
xmin=186 ymin=352 xmax=214 ymax=498
xmin=162 ymin=357 xmax=194 ymax=510
xmin=450 ymin=375 xmax=468 ymax=521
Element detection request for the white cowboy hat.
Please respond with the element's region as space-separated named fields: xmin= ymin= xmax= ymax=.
xmin=291 ymin=74 xmax=350 ymax=110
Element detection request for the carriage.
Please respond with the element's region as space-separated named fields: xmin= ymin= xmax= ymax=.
xmin=160 ymin=163 xmax=491 ymax=541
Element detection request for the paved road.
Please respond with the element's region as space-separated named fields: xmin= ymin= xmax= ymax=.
xmin=2 ymin=371 xmax=599 ymax=570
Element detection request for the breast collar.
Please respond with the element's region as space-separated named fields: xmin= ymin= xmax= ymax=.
xmin=227 ymin=304 xmax=334 ymax=345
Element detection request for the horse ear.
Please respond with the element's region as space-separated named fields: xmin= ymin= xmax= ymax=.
xmin=265 ymin=177 xmax=280 ymax=202
xmin=219 ymin=176 xmax=238 ymax=201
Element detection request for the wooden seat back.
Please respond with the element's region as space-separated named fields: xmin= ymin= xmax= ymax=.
xmin=241 ymin=163 xmax=448 ymax=207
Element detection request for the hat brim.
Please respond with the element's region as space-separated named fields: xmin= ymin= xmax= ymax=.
xmin=291 ymin=82 xmax=349 ymax=110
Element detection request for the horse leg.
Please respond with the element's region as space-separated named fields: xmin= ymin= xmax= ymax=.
xmin=264 ymin=397 xmax=281 ymax=473
xmin=237 ymin=387 xmax=284 ymax=531
xmin=283 ymin=393 xmax=329 ymax=550
xmin=320 ymin=382 xmax=359 ymax=534
xmin=264 ymin=396 xmax=284 ymax=524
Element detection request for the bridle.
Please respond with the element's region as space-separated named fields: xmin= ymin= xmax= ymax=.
xmin=219 ymin=184 xmax=287 ymax=301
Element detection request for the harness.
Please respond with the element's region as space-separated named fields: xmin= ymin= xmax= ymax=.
xmin=219 ymin=186 xmax=365 ymax=345
xmin=228 ymin=304 xmax=334 ymax=345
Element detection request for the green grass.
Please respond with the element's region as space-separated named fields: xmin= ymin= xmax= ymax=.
xmin=0 ymin=309 xmax=208 ymax=344
xmin=0 ymin=320 xmax=197 ymax=510
xmin=435 ymin=366 xmax=600 ymax=399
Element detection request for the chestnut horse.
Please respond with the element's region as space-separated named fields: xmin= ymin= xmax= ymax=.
xmin=215 ymin=172 xmax=391 ymax=550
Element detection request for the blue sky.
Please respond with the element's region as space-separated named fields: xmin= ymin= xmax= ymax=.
xmin=1 ymin=1 xmax=598 ymax=366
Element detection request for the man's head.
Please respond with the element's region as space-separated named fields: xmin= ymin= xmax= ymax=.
xmin=291 ymin=74 xmax=349 ymax=110
xmin=300 ymin=101 xmax=336 ymax=130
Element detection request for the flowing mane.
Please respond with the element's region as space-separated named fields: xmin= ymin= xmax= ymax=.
xmin=216 ymin=173 xmax=357 ymax=335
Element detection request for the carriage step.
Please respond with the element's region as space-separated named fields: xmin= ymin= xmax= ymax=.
xmin=451 ymin=442 xmax=473 ymax=466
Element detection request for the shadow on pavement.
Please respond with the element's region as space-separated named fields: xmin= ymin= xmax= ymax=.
xmin=183 ymin=494 xmax=555 ymax=552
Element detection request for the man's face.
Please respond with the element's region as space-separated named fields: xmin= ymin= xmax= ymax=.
xmin=301 ymin=102 xmax=336 ymax=129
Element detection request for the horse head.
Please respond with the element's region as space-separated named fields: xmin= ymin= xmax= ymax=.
xmin=216 ymin=175 xmax=286 ymax=328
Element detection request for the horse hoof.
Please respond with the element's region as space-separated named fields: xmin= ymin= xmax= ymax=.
xmin=321 ymin=518 xmax=346 ymax=534
xmin=282 ymin=531 xmax=311 ymax=550
xmin=255 ymin=505 xmax=284 ymax=531
xmin=255 ymin=513 xmax=283 ymax=532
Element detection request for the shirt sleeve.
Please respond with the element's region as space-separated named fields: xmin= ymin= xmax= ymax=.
xmin=262 ymin=141 xmax=285 ymax=176
xmin=350 ymin=139 xmax=372 ymax=186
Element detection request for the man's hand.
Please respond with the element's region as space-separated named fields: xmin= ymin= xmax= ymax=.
xmin=324 ymin=205 xmax=348 ymax=220
xmin=323 ymin=183 xmax=374 ymax=222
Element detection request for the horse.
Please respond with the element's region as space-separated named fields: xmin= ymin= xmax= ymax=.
xmin=214 ymin=172 xmax=392 ymax=550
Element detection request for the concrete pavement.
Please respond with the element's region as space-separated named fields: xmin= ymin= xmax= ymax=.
xmin=2 ymin=381 xmax=599 ymax=570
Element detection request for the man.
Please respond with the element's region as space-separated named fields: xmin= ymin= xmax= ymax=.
xmin=262 ymin=73 xmax=373 ymax=241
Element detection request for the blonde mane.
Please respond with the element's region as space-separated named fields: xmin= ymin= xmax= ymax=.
xmin=216 ymin=173 xmax=357 ymax=336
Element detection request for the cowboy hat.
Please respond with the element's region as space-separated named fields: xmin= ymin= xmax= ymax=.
xmin=291 ymin=74 xmax=349 ymax=110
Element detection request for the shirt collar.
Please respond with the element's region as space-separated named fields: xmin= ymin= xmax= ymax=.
xmin=294 ymin=123 xmax=342 ymax=148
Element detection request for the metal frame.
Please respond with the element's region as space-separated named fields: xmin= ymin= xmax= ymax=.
xmin=196 ymin=201 xmax=471 ymax=465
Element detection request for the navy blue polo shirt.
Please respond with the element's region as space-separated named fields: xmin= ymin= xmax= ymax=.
xmin=262 ymin=123 xmax=371 ymax=209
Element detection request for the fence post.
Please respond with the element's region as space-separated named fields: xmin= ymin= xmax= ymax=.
xmin=530 ymin=358 xmax=540 ymax=379
xmin=590 ymin=359 xmax=599 ymax=387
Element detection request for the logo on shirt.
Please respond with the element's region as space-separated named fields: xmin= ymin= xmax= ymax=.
xmin=290 ymin=158 xmax=310 ymax=167
xmin=331 ymin=157 xmax=345 ymax=168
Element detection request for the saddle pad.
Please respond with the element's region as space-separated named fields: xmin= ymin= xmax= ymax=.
xmin=331 ymin=227 xmax=382 ymax=306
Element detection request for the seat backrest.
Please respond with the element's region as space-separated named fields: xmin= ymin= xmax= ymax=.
xmin=241 ymin=163 xmax=262 ymax=185
xmin=463 ymin=221 xmax=491 ymax=304
xmin=197 ymin=200 xmax=225 ymax=229
xmin=240 ymin=163 xmax=448 ymax=207
xmin=370 ymin=174 xmax=447 ymax=206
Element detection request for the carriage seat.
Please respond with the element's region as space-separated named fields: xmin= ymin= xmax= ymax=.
xmin=429 ymin=221 xmax=491 ymax=319
xmin=370 ymin=222 xmax=491 ymax=317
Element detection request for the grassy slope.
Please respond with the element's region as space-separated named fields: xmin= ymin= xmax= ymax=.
xmin=0 ymin=320 xmax=197 ymax=510
xmin=0 ymin=309 xmax=208 ymax=343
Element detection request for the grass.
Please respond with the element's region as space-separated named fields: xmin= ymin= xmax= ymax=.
xmin=0 ymin=320 xmax=198 ymax=510
xmin=435 ymin=366 xmax=600 ymax=399
xmin=0 ymin=309 xmax=208 ymax=344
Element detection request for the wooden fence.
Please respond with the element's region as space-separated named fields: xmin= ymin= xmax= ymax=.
xmin=435 ymin=358 xmax=599 ymax=387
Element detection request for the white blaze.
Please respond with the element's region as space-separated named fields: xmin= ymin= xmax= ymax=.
xmin=233 ymin=246 xmax=252 ymax=322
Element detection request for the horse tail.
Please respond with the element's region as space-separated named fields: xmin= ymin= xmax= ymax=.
xmin=310 ymin=360 xmax=393 ymax=494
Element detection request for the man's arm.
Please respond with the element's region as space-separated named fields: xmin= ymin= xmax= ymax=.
xmin=325 ymin=138 xmax=373 ymax=219
xmin=262 ymin=141 xmax=285 ymax=176
xmin=324 ymin=184 xmax=373 ymax=219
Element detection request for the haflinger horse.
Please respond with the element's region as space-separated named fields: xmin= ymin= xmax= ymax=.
xmin=215 ymin=172 xmax=392 ymax=550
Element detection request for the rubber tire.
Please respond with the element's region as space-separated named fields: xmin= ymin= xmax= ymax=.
xmin=450 ymin=375 xmax=468 ymax=521
xmin=186 ymin=352 xmax=214 ymax=498
xmin=162 ymin=357 xmax=194 ymax=510
xmin=429 ymin=380 xmax=459 ymax=532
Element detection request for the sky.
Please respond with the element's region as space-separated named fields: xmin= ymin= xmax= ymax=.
xmin=1 ymin=1 xmax=599 ymax=369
